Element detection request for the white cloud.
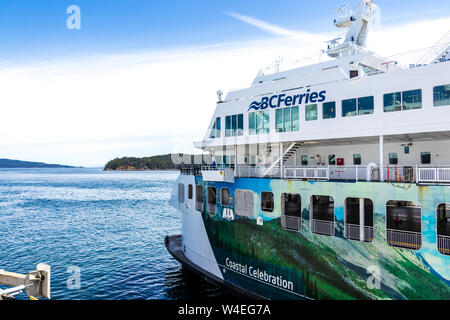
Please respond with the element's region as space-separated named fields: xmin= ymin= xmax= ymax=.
xmin=0 ymin=17 xmax=448 ymax=166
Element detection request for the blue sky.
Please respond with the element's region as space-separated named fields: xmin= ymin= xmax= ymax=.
xmin=0 ymin=0 xmax=448 ymax=62
xmin=0 ymin=0 xmax=448 ymax=166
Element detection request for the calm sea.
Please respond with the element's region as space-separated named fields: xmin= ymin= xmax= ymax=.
xmin=0 ymin=168 xmax=231 ymax=300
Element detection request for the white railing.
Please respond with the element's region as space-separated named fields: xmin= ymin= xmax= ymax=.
xmin=345 ymin=223 xmax=374 ymax=242
xmin=234 ymin=164 xmax=450 ymax=184
xmin=437 ymin=235 xmax=450 ymax=256
xmin=417 ymin=167 xmax=450 ymax=183
xmin=387 ymin=229 xmax=422 ymax=250
xmin=284 ymin=167 xmax=328 ymax=180
xmin=282 ymin=215 xmax=301 ymax=231
xmin=311 ymin=219 xmax=334 ymax=236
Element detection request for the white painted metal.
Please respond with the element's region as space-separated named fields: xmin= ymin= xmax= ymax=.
xmin=360 ymin=198 xmax=365 ymax=241
xmin=201 ymin=166 xmax=235 ymax=183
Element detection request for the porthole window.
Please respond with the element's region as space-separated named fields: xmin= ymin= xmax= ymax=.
xmin=261 ymin=191 xmax=274 ymax=212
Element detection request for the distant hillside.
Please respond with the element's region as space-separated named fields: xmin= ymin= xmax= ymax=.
xmin=104 ymin=154 xmax=203 ymax=171
xmin=0 ymin=159 xmax=77 ymax=168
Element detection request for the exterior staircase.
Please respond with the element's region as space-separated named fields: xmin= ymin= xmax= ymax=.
xmin=263 ymin=142 xmax=302 ymax=177
xmin=416 ymin=30 xmax=450 ymax=65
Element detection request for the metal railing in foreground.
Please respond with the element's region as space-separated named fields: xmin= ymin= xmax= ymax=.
xmin=437 ymin=234 xmax=450 ymax=256
xmin=345 ymin=223 xmax=374 ymax=242
xmin=386 ymin=228 xmax=422 ymax=250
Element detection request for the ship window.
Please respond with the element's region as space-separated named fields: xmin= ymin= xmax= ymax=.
xmin=237 ymin=114 xmax=244 ymax=136
xmin=284 ymin=107 xmax=291 ymax=131
xmin=323 ymin=101 xmax=336 ymax=119
xmin=178 ymin=183 xmax=185 ymax=203
xmin=249 ymin=112 xmax=256 ymax=135
xmin=358 ymin=96 xmax=374 ymax=115
xmin=402 ymin=89 xmax=422 ymax=110
xmin=232 ymin=115 xmax=237 ymax=136
xmin=292 ymin=106 xmax=299 ymax=131
xmin=436 ymin=204 xmax=450 ymax=255
xmin=421 ymin=152 xmax=431 ymax=164
xmin=386 ymin=200 xmax=422 ymax=250
xmin=305 ymin=104 xmax=318 ymax=121
xmin=225 ymin=116 xmax=231 ymax=137
xmin=221 ymin=188 xmax=230 ymax=206
xmin=210 ymin=117 xmax=221 ymax=139
xmin=434 ymin=84 xmax=450 ymax=107
xmin=255 ymin=111 xmax=270 ymax=134
xmin=389 ymin=153 xmax=398 ymax=165
xmin=276 ymin=107 xmax=299 ymax=132
xmin=353 ymin=154 xmax=361 ymax=165
xmin=329 ymin=154 xmax=336 ymax=165
xmin=195 ymin=186 xmax=203 ymax=212
xmin=345 ymin=198 xmax=374 ymax=242
xmin=225 ymin=114 xmax=244 ymax=136
xmin=311 ymin=195 xmax=335 ymax=236
xmin=301 ymin=155 xmax=308 ymax=166
xmin=261 ymin=191 xmax=274 ymax=212
xmin=188 ymin=184 xmax=193 ymax=200
xmin=263 ymin=111 xmax=270 ymax=134
xmin=281 ymin=193 xmax=302 ymax=232
xmin=384 ymin=92 xmax=402 ymax=112
xmin=276 ymin=109 xmax=284 ymax=132
xmin=235 ymin=190 xmax=254 ymax=217
xmin=207 ymin=187 xmax=217 ymax=216
xmin=342 ymin=98 xmax=357 ymax=117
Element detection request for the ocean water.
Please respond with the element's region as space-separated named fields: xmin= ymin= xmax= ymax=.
xmin=0 ymin=168 xmax=230 ymax=300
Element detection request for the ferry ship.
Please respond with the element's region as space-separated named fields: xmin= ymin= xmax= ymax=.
xmin=166 ymin=0 xmax=450 ymax=300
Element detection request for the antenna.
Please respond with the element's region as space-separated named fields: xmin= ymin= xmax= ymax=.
xmin=216 ymin=90 xmax=223 ymax=103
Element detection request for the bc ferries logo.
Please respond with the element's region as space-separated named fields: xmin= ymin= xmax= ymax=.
xmin=248 ymin=89 xmax=327 ymax=111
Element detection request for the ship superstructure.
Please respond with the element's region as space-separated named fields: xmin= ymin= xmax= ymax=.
xmin=167 ymin=0 xmax=450 ymax=300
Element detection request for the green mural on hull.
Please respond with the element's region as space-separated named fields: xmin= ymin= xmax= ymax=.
xmin=197 ymin=177 xmax=450 ymax=300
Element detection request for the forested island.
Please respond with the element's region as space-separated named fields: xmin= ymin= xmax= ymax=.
xmin=104 ymin=154 xmax=202 ymax=171
xmin=0 ymin=158 xmax=77 ymax=168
